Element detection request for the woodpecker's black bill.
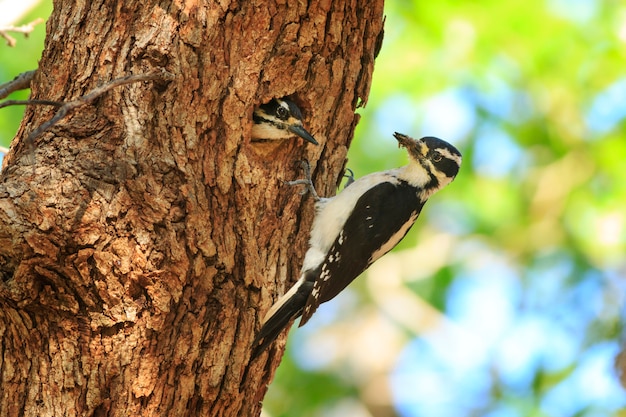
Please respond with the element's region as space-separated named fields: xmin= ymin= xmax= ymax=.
xmin=393 ymin=132 xmax=417 ymax=148
xmin=288 ymin=125 xmax=319 ymax=145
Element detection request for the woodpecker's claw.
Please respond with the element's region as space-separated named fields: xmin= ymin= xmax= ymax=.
xmin=286 ymin=160 xmax=320 ymax=201
xmin=343 ymin=168 xmax=355 ymax=189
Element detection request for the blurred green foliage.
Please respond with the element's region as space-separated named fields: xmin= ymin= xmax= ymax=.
xmin=1 ymin=1 xmax=625 ymax=417
xmin=0 ymin=2 xmax=52 ymax=148
xmin=267 ymin=1 xmax=626 ymax=417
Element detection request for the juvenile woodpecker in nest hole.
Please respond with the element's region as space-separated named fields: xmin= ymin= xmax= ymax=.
xmin=251 ymin=98 xmax=318 ymax=145
xmin=251 ymin=133 xmax=462 ymax=358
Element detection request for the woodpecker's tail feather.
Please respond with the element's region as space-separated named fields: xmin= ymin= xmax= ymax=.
xmin=250 ymin=279 xmax=313 ymax=360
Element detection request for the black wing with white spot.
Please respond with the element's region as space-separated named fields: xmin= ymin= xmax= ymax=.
xmin=299 ymin=180 xmax=425 ymax=325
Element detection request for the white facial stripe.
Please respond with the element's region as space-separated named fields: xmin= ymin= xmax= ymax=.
xmin=255 ymin=110 xmax=290 ymax=126
xmin=279 ymin=101 xmax=290 ymax=112
xmin=254 ymin=108 xmax=279 ymax=122
xmin=253 ymin=113 xmax=303 ymax=128
xmin=436 ymin=147 xmax=463 ymax=165
xmin=260 ymin=114 xmax=281 ymax=123
xmin=287 ymin=117 xmax=302 ymax=126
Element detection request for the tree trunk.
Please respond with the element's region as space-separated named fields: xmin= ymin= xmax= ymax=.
xmin=0 ymin=0 xmax=384 ymax=416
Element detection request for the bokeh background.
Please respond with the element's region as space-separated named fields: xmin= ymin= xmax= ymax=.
xmin=1 ymin=1 xmax=625 ymax=416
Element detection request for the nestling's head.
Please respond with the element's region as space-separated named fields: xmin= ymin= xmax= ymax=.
xmin=251 ymin=98 xmax=318 ymax=145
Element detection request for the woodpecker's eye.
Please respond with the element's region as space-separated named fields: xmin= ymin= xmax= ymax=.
xmin=430 ymin=151 xmax=443 ymax=162
xmin=276 ymin=106 xmax=289 ymax=120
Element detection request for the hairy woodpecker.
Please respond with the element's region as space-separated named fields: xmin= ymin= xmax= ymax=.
xmin=251 ymin=98 xmax=318 ymax=145
xmin=251 ymin=133 xmax=462 ymax=358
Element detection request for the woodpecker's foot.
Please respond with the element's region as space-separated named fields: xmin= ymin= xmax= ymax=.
xmin=343 ymin=168 xmax=355 ymax=189
xmin=286 ymin=160 xmax=320 ymax=201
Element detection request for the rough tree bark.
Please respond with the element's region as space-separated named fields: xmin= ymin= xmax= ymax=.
xmin=0 ymin=1 xmax=384 ymax=416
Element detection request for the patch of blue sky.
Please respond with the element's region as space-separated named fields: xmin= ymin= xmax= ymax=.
xmin=524 ymin=264 xmax=613 ymax=341
xmin=473 ymin=74 xmax=534 ymax=125
xmin=391 ymin=337 xmax=493 ymax=417
xmin=389 ymin=246 xmax=518 ymax=416
xmin=481 ymin=406 xmax=523 ymax=417
xmin=524 ymin=249 xmax=575 ymax=304
xmin=585 ymin=78 xmax=626 ymax=136
xmin=546 ymin=0 xmax=598 ymax=24
xmin=472 ymin=123 xmax=527 ymax=179
xmin=565 ymin=271 xmax=610 ymax=319
xmin=445 ymin=261 xmax=520 ymax=348
xmin=419 ymin=89 xmax=476 ymax=145
xmin=426 ymin=200 xmax=476 ymax=235
xmin=605 ymin=266 xmax=626 ymax=306
xmin=373 ymin=95 xmax=418 ymax=139
xmin=392 ymin=242 xmax=624 ymax=416
xmin=541 ymin=341 xmax=626 ymax=415
xmin=495 ymin=313 xmax=580 ymax=391
xmin=368 ymin=90 xmax=474 ymax=160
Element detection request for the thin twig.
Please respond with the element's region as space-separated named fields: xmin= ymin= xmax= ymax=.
xmin=0 ymin=18 xmax=45 ymax=47
xmin=0 ymin=99 xmax=63 ymax=109
xmin=0 ymin=32 xmax=16 ymax=47
xmin=24 ymin=69 xmax=174 ymax=144
xmin=0 ymin=146 xmax=9 ymax=154
xmin=0 ymin=70 xmax=36 ymax=100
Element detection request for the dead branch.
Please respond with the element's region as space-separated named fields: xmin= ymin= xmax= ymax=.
xmin=0 ymin=18 xmax=45 ymax=47
xmin=0 ymin=99 xmax=62 ymax=109
xmin=0 ymin=70 xmax=36 ymax=100
xmin=22 ymin=69 xmax=174 ymax=144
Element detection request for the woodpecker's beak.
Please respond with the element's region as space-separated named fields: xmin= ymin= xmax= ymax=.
xmin=394 ymin=132 xmax=413 ymax=147
xmin=394 ymin=132 xmax=426 ymax=158
xmin=288 ymin=124 xmax=319 ymax=145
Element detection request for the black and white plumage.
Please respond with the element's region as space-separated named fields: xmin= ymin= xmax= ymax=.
xmin=251 ymin=133 xmax=462 ymax=358
xmin=251 ymin=98 xmax=318 ymax=145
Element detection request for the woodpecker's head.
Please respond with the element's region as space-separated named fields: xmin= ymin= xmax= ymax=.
xmin=394 ymin=132 xmax=462 ymax=189
xmin=251 ymin=98 xmax=318 ymax=145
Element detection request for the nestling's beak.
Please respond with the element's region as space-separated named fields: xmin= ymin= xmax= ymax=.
xmin=288 ymin=124 xmax=319 ymax=145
